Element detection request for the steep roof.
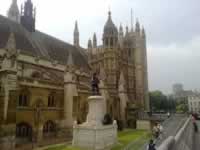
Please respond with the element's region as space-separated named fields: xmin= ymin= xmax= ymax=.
xmin=0 ymin=15 xmax=90 ymax=70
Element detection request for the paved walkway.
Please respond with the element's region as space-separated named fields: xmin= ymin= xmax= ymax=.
xmin=140 ymin=114 xmax=187 ymax=150
xmin=155 ymin=114 xmax=187 ymax=147
xmin=194 ymin=120 xmax=200 ymax=150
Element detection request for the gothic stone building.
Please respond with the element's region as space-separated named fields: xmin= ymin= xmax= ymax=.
xmin=0 ymin=0 xmax=149 ymax=147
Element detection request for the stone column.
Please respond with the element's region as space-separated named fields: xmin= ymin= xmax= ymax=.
xmin=118 ymin=71 xmax=128 ymax=126
xmin=63 ymin=69 xmax=78 ymax=128
xmin=37 ymin=124 xmax=43 ymax=142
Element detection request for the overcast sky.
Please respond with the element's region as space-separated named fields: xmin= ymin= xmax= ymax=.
xmin=1 ymin=0 xmax=200 ymax=94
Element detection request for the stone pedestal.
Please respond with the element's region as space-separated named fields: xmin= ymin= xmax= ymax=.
xmin=72 ymin=96 xmax=118 ymax=150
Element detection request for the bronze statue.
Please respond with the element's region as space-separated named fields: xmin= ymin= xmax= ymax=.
xmin=91 ymin=73 xmax=100 ymax=95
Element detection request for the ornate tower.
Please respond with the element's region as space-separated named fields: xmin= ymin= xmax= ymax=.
xmin=20 ymin=0 xmax=36 ymax=32
xmin=103 ymin=11 xmax=118 ymax=49
xmin=141 ymin=27 xmax=150 ymax=111
xmin=7 ymin=0 xmax=20 ymax=23
xmin=73 ymin=21 xmax=79 ymax=47
xmin=134 ymin=19 xmax=145 ymax=109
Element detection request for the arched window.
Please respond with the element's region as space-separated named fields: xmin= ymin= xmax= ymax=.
xmin=43 ymin=120 xmax=56 ymax=137
xmin=16 ymin=122 xmax=32 ymax=139
xmin=48 ymin=93 xmax=55 ymax=107
xmin=19 ymin=90 xmax=29 ymax=107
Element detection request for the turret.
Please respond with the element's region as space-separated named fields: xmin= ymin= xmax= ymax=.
xmin=141 ymin=27 xmax=146 ymax=39
xmin=88 ymin=38 xmax=92 ymax=49
xmin=88 ymin=38 xmax=92 ymax=59
xmin=7 ymin=0 xmax=20 ymax=23
xmin=20 ymin=0 xmax=36 ymax=32
xmin=103 ymin=11 xmax=118 ymax=49
xmin=118 ymin=24 xmax=124 ymax=47
xmin=125 ymin=26 xmax=129 ymax=37
xmin=74 ymin=21 xmax=79 ymax=47
xmin=93 ymin=33 xmax=97 ymax=48
xmin=135 ymin=19 xmax=140 ymax=34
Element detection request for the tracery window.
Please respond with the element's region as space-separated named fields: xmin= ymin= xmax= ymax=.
xmin=19 ymin=90 xmax=29 ymax=107
xmin=48 ymin=93 xmax=55 ymax=107
xmin=16 ymin=122 xmax=32 ymax=139
xmin=43 ymin=120 xmax=56 ymax=136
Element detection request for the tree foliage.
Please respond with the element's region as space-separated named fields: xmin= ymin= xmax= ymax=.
xmin=149 ymin=91 xmax=176 ymax=112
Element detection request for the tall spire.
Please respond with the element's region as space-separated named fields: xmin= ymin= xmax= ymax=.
xmin=7 ymin=0 xmax=20 ymax=23
xmin=74 ymin=21 xmax=79 ymax=47
xmin=141 ymin=26 xmax=146 ymax=39
xmin=135 ymin=18 xmax=140 ymax=33
xmin=93 ymin=33 xmax=97 ymax=48
xmin=88 ymin=38 xmax=92 ymax=49
xmin=103 ymin=10 xmax=118 ymax=48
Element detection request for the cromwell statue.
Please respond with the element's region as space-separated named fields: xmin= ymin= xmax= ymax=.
xmin=91 ymin=73 xmax=100 ymax=95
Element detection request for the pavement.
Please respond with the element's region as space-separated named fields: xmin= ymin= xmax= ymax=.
xmin=155 ymin=114 xmax=187 ymax=147
xmin=141 ymin=114 xmax=187 ymax=150
xmin=194 ymin=120 xmax=200 ymax=150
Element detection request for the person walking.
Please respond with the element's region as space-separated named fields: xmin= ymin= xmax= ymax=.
xmin=147 ymin=139 xmax=156 ymax=150
xmin=153 ymin=124 xmax=159 ymax=138
xmin=192 ymin=114 xmax=198 ymax=133
xmin=158 ymin=123 xmax=164 ymax=139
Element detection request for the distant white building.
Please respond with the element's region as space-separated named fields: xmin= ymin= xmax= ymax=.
xmin=188 ymin=96 xmax=200 ymax=113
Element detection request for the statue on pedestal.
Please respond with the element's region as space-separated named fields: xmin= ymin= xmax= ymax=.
xmin=91 ymin=73 xmax=100 ymax=95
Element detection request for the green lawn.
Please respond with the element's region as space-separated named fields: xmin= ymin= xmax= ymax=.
xmin=43 ymin=129 xmax=150 ymax=150
xmin=112 ymin=129 xmax=150 ymax=150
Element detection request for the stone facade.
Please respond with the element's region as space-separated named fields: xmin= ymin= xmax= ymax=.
xmin=0 ymin=0 xmax=149 ymax=148
xmin=88 ymin=12 xmax=150 ymax=121
xmin=188 ymin=95 xmax=200 ymax=113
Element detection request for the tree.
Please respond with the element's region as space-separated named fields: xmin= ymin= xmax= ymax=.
xmin=149 ymin=91 xmax=176 ymax=112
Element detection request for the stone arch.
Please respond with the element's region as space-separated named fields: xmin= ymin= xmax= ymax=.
xmin=43 ymin=120 xmax=56 ymax=137
xmin=16 ymin=122 xmax=32 ymax=141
